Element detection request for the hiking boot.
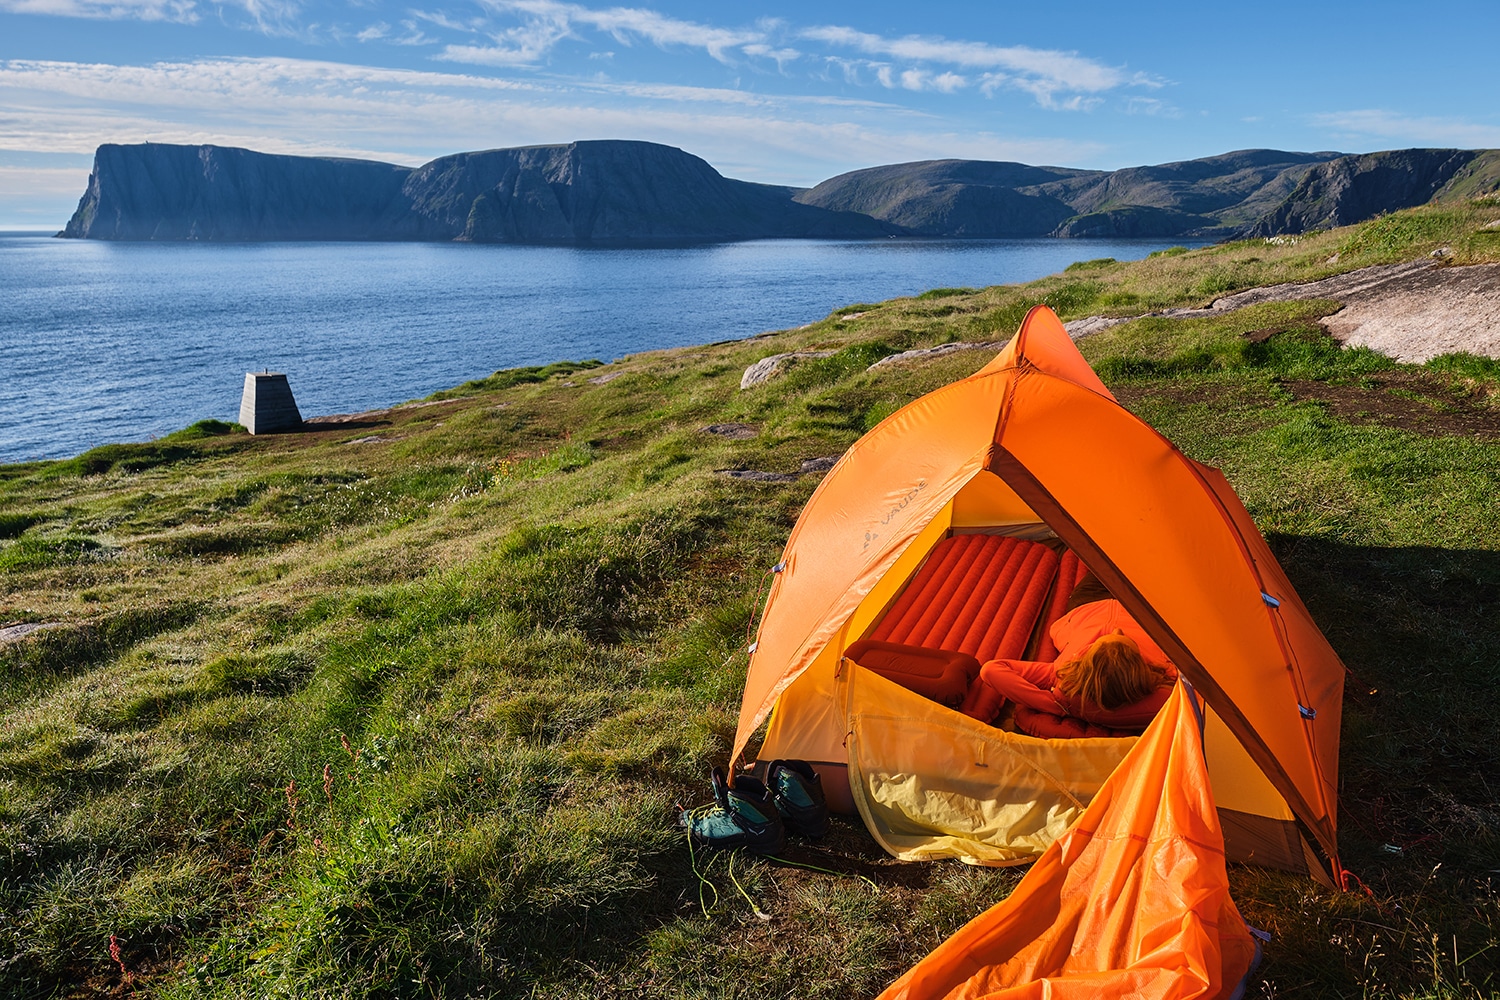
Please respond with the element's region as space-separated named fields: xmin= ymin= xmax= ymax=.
xmin=761 ymin=759 xmax=830 ymax=839
xmin=680 ymin=767 xmax=785 ymax=854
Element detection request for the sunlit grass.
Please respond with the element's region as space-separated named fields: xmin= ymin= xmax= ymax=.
xmin=2 ymin=198 xmax=1498 ymax=998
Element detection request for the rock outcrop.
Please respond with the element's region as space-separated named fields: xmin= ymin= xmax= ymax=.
xmin=1064 ymin=260 xmax=1500 ymax=363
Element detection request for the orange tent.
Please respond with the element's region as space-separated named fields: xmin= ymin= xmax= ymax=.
xmin=734 ymin=305 xmax=1344 ymax=881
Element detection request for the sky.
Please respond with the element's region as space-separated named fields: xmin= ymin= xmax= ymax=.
xmin=3 ymin=0 xmax=1499 ymax=227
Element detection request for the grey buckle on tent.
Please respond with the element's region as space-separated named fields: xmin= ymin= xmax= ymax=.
xmin=773 ymin=562 xmax=786 ymax=573
xmin=1298 ymin=704 xmax=1317 ymax=720
xmin=1261 ymin=592 xmax=1281 ymax=608
xmin=748 ymin=642 xmax=758 ymax=654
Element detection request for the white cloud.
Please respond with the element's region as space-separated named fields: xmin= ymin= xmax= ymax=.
xmin=0 ymin=164 xmax=91 ymax=194
xmin=409 ymin=9 xmax=488 ymax=32
xmin=1125 ymin=96 xmax=1179 ymax=118
xmin=0 ymin=55 xmax=1104 ymax=193
xmin=457 ymin=0 xmax=766 ymax=65
xmin=801 ymin=23 xmax=1148 ymax=109
xmin=1311 ymin=109 xmax=1500 ymax=148
xmin=741 ymin=43 xmax=800 ymax=71
xmin=892 ymin=68 xmax=967 ymax=93
xmin=2 ymin=0 xmax=1161 ymax=117
xmin=0 ymin=0 xmax=194 ymax=21
xmin=0 ymin=0 xmax=298 ymax=33
xmin=436 ymin=3 xmax=573 ymax=65
xmin=392 ymin=20 xmax=438 ymax=46
xmin=932 ymin=72 xmax=965 ymax=94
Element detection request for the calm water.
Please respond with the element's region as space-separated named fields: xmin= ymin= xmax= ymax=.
xmin=0 ymin=235 xmax=1197 ymax=462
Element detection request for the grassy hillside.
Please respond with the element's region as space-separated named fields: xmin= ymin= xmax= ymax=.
xmin=4 ymin=198 xmax=1500 ymax=999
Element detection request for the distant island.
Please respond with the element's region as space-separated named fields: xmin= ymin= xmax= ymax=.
xmin=60 ymin=139 xmax=1500 ymax=244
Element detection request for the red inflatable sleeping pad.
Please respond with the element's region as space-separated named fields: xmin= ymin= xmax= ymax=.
xmin=857 ymin=534 xmax=1061 ymax=706
xmin=843 ymin=639 xmax=981 ymax=707
xmin=1036 ymin=548 xmax=1091 ymax=662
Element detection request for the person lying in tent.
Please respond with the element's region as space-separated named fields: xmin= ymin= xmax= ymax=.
xmin=961 ymin=572 xmax=1178 ymax=738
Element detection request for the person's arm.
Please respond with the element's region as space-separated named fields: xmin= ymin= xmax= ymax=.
xmin=977 ymin=659 xmax=1064 ymax=713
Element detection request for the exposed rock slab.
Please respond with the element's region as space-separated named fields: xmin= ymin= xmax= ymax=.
xmin=1063 ymin=315 xmax=1129 ymax=338
xmin=867 ymin=341 xmax=1004 ymax=370
xmin=716 ymin=469 xmax=800 ymax=482
xmin=740 ymin=351 xmax=835 ymax=389
xmin=701 ymin=423 xmax=758 ymax=439
xmin=0 ymin=622 xmax=60 ymax=643
xmin=1324 ymin=263 xmax=1500 ymax=362
xmin=1065 ymin=260 xmax=1500 ymax=362
xmin=799 ymin=455 xmax=841 ymax=474
xmin=715 ymin=454 xmax=843 ymax=483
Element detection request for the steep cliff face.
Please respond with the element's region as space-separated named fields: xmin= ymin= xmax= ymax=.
xmin=1248 ymin=149 xmax=1481 ymax=236
xmin=61 ymin=144 xmax=416 ymax=240
xmin=61 ymin=140 xmax=890 ymax=243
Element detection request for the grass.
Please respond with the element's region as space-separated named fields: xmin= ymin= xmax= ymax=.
xmin=2 ymin=197 xmax=1499 ymax=998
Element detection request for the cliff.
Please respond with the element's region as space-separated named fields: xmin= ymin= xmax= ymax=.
xmin=1246 ymin=149 xmax=1483 ymax=236
xmin=61 ymin=140 xmax=891 ymax=243
xmin=405 ymin=141 xmax=888 ymax=242
xmin=60 ymin=141 xmax=1500 ymax=244
xmin=61 ymin=144 xmax=417 ymax=241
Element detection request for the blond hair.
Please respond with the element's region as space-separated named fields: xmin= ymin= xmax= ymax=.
xmin=1054 ymin=631 xmax=1168 ymax=711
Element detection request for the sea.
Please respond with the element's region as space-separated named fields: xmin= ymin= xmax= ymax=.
xmin=0 ymin=234 xmax=1202 ymax=463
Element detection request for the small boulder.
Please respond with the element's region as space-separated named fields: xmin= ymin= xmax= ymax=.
xmin=716 ymin=469 xmax=800 ymax=483
xmin=800 ymin=455 xmax=841 ymax=474
xmin=740 ymin=351 xmax=835 ymax=389
xmin=702 ymin=423 xmax=758 ymax=439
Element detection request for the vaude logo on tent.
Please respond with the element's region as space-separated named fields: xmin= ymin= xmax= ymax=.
xmin=863 ymin=479 xmax=927 ymax=550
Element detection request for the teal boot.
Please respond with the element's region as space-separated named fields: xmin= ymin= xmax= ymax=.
xmin=764 ymin=759 xmax=830 ymax=839
xmin=681 ymin=767 xmax=785 ymax=854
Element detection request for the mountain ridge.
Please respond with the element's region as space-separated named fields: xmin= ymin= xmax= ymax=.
xmin=60 ymin=140 xmax=1500 ymax=244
